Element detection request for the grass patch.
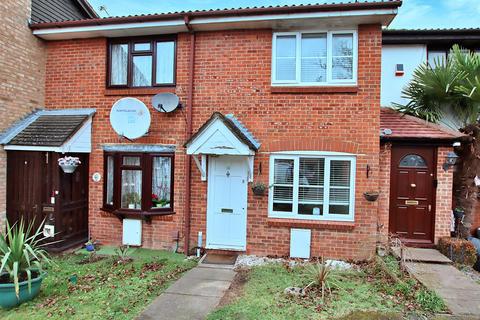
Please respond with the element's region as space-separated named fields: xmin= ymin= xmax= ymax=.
xmin=0 ymin=247 xmax=196 ymax=320
xmin=208 ymin=256 xmax=446 ymax=320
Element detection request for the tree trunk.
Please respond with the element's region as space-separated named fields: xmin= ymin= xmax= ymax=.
xmin=454 ymin=124 xmax=480 ymax=238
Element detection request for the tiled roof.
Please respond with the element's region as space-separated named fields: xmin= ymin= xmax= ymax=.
xmin=9 ymin=115 xmax=89 ymax=146
xmin=380 ymin=108 xmax=464 ymax=141
xmin=0 ymin=109 xmax=96 ymax=146
xmin=30 ymin=0 xmax=402 ymax=28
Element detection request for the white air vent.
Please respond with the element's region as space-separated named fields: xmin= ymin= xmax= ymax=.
xmin=290 ymin=228 xmax=311 ymax=259
xmin=123 ymin=219 xmax=142 ymax=246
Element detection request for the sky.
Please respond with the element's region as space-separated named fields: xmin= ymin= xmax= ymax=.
xmin=87 ymin=0 xmax=480 ymax=29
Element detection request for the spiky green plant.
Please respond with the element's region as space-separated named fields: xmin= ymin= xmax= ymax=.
xmin=0 ymin=219 xmax=53 ymax=298
xmin=394 ymin=45 xmax=480 ymax=127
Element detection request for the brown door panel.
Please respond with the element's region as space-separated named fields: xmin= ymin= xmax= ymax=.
xmin=389 ymin=146 xmax=435 ymax=244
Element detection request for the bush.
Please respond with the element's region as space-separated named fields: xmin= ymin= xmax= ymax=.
xmin=437 ymin=237 xmax=477 ymax=266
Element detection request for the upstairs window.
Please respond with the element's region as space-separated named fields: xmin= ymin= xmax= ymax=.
xmin=269 ymin=153 xmax=356 ymax=221
xmin=108 ymin=37 xmax=176 ymax=88
xmin=272 ymin=31 xmax=357 ymax=86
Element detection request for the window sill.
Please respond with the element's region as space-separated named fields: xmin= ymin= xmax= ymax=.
xmin=104 ymin=87 xmax=176 ymax=96
xmin=267 ymin=218 xmax=355 ymax=231
xmin=270 ymin=86 xmax=358 ymax=94
xmin=101 ymin=207 xmax=175 ymax=222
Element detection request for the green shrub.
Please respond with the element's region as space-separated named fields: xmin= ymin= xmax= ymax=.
xmin=437 ymin=237 xmax=477 ymax=266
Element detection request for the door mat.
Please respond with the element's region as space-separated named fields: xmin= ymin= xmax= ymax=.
xmin=202 ymin=253 xmax=238 ymax=265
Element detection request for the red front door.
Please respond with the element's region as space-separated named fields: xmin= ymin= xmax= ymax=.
xmin=389 ymin=146 xmax=436 ymax=245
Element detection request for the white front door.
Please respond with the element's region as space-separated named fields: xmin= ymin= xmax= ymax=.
xmin=206 ymin=156 xmax=248 ymax=250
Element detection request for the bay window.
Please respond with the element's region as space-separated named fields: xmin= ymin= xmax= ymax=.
xmin=269 ymin=153 xmax=356 ymax=221
xmin=272 ymin=31 xmax=357 ymax=86
xmin=103 ymin=152 xmax=174 ymax=214
xmin=108 ymin=37 xmax=176 ymax=88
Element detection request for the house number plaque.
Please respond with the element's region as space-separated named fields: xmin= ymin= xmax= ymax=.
xmin=405 ymin=200 xmax=419 ymax=205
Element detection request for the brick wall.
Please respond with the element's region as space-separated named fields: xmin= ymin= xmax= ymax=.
xmin=0 ymin=0 xmax=46 ymax=231
xmin=378 ymin=143 xmax=391 ymax=243
xmin=435 ymin=147 xmax=454 ymax=242
xmin=45 ymin=24 xmax=382 ymax=260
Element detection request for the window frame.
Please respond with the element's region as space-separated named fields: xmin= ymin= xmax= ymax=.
xmin=102 ymin=152 xmax=175 ymax=215
xmin=271 ymin=30 xmax=358 ymax=87
xmin=268 ymin=152 xmax=356 ymax=222
xmin=107 ymin=35 xmax=177 ymax=89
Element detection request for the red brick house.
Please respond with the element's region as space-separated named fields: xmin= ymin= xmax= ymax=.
xmin=0 ymin=1 xmax=465 ymax=259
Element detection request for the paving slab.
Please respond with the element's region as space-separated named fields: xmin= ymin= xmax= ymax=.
xmin=406 ymin=262 xmax=480 ymax=316
xmin=137 ymin=266 xmax=235 ymax=320
xmin=392 ymin=247 xmax=452 ymax=264
xmin=137 ymin=293 xmax=221 ymax=320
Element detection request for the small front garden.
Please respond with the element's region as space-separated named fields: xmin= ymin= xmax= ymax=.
xmin=0 ymin=246 xmax=196 ymax=319
xmin=208 ymin=256 xmax=446 ymax=320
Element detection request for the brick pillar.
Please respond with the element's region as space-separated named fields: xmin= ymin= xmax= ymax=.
xmin=435 ymin=147 xmax=454 ymax=243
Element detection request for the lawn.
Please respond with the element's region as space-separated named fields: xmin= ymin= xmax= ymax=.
xmin=0 ymin=247 xmax=197 ymax=320
xmin=208 ymin=256 xmax=446 ymax=320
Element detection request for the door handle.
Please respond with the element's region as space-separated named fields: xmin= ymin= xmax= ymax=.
xmin=410 ymin=184 xmax=416 ymax=188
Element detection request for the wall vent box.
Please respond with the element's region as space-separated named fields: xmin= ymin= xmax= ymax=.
xmin=122 ymin=219 xmax=142 ymax=246
xmin=290 ymin=228 xmax=311 ymax=259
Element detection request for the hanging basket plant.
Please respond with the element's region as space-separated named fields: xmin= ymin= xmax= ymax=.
xmin=251 ymin=182 xmax=268 ymax=196
xmin=363 ymin=191 xmax=380 ymax=202
xmin=58 ymin=156 xmax=81 ymax=173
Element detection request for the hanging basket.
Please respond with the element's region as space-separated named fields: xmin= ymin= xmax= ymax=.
xmin=363 ymin=191 xmax=380 ymax=202
xmin=59 ymin=163 xmax=78 ymax=173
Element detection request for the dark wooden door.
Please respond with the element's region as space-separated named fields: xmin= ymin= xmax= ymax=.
xmin=57 ymin=153 xmax=89 ymax=246
xmin=6 ymin=151 xmax=46 ymax=230
xmin=389 ymin=146 xmax=436 ymax=244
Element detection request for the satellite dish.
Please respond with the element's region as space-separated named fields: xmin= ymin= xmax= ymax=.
xmin=152 ymin=93 xmax=180 ymax=113
xmin=110 ymin=97 xmax=151 ymax=140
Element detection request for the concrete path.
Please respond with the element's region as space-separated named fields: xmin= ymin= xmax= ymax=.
xmin=137 ymin=265 xmax=235 ymax=320
xmin=406 ymin=261 xmax=480 ymax=316
xmin=392 ymin=247 xmax=452 ymax=264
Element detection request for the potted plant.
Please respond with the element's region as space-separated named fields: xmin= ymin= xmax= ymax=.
xmin=251 ymin=182 xmax=267 ymax=196
xmin=363 ymin=191 xmax=380 ymax=202
xmin=453 ymin=207 xmax=465 ymax=220
xmin=123 ymin=192 xmax=141 ymax=209
xmin=0 ymin=219 xmax=53 ymax=308
xmin=152 ymin=194 xmax=170 ymax=208
xmin=85 ymin=239 xmax=95 ymax=252
xmin=58 ymin=156 xmax=81 ymax=173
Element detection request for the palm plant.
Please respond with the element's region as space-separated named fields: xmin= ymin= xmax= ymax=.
xmin=395 ymin=45 xmax=480 ymax=237
xmin=0 ymin=219 xmax=53 ymax=298
xmin=303 ymin=258 xmax=339 ymax=303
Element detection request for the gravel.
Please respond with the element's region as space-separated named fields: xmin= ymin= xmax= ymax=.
xmin=234 ymin=255 xmax=353 ymax=270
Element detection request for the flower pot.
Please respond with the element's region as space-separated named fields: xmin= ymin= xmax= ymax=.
xmin=85 ymin=244 xmax=95 ymax=252
xmin=453 ymin=209 xmax=465 ymax=219
xmin=59 ymin=163 xmax=78 ymax=173
xmin=363 ymin=192 xmax=379 ymax=202
xmin=252 ymin=186 xmax=266 ymax=196
xmin=0 ymin=273 xmax=45 ymax=308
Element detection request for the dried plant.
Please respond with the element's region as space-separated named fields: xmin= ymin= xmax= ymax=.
xmin=303 ymin=257 xmax=334 ymax=303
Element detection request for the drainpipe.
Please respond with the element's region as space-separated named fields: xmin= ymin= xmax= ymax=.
xmin=183 ymin=16 xmax=195 ymax=255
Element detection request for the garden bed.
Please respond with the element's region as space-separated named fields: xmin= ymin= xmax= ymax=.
xmin=0 ymin=247 xmax=196 ymax=319
xmin=208 ymin=256 xmax=447 ymax=320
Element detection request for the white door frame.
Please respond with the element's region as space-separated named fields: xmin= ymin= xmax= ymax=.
xmin=206 ymin=155 xmax=248 ymax=251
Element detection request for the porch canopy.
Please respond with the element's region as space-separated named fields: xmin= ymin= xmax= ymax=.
xmin=380 ymin=108 xmax=466 ymax=144
xmin=185 ymin=112 xmax=260 ymax=181
xmin=0 ymin=109 xmax=95 ymax=153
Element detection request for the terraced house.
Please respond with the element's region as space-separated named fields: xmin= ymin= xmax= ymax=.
xmin=0 ymin=0 xmax=464 ymax=260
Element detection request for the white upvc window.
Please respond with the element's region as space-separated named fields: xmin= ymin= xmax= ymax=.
xmin=272 ymin=30 xmax=358 ymax=86
xmin=268 ymin=152 xmax=356 ymax=222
